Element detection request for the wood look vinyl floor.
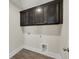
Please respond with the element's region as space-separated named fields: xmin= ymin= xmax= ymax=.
xmin=11 ymin=49 xmax=55 ymax=59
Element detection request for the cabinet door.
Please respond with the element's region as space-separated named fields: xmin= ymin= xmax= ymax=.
xmin=43 ymin=6 xmax=48 ymax=24
xmin=20 ymin=12 xmax=29 ymax=26
xmin=28 ymin=9 xmax=35 ymax=25
xmin=59 ymin=0 xmax=63 ymax=24
xmin=44 ymin=4 xmax=59 ymax=24
xmin=34 ymin=7 xmax=44 ymax=24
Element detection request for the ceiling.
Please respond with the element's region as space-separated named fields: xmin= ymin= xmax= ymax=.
xmin=10 ymin=0 xmax=54 ymax=10
xmin=9 ymin=0 xmax=22 ymax=9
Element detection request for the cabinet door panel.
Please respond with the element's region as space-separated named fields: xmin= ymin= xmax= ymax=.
xmin=43 ymin=6 xmax=48 ymax=24
xmin=28 ymin=9 xmax=35 ymax=25
xmin=20 ymin=12 xmax=29 ymax=26
xmin=34 ymin=7 xmax=44 ymax=24
xmin=20 ymin=12 xmax=24 ymax=26
xmin=44 ymin=4 xmax=59 ymax=24
xmin=59 ymin=0 xmax=63 ymax=24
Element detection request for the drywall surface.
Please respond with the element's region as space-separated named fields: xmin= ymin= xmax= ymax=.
xmin=22 ymin=25 xmax=62 ymax=53
xmin=9 ymin=2 xmax=24 ymax=53
xmin=59 ymin=0 xmax=69 ymax=59
xmin=24 ymin=34 xmax=61 ymax=53
xmin=22 ymin=25 xmax=62 ymax=35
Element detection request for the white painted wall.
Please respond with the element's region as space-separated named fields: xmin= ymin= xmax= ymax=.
xmin=24 ymin=34 xmax=61 ymax=53
xmin=22 ymin=25 xmax=62 ymax=35
xmin=59 ymin=0 xmax=69 ymax=59
xmin=22 ymin=25 xmax=62 ymax=54
xmin=9 ymin=2 xmax=24 ymax=53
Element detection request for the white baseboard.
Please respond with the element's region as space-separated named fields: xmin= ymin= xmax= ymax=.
xmin=9 ymin=46 xmax=23 ymax=58
xmin=23 ymin=45 xmax=62 ymax=59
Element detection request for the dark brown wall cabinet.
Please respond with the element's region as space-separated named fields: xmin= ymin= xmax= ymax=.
xmin=20 ymin=0 xmax=63 ymax=26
